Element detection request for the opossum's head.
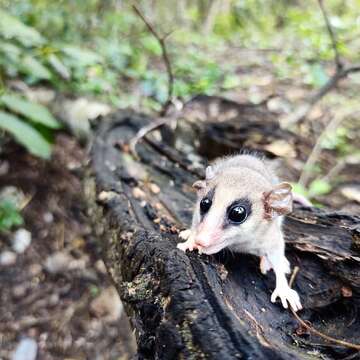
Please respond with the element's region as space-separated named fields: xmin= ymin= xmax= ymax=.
xmin=191 ymin=167 xmax=293 ymax=255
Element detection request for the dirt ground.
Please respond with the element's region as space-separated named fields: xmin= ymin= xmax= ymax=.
xmin=0 ymin=135 xmax=136 ymax=359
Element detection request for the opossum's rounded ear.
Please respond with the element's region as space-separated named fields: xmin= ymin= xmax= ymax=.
xmin=192 ymin=180 xmax=207 ymax=191
xmin=205 ymin=166 xmax=215 ymax=180
xmin=263 ymin=182 xmax=293 ymax=219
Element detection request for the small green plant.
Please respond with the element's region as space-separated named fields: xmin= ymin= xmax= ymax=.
xmin=0 ymin=199 xmax=23 ymax=232
xmin=0 ymin=93 xmax=61 ymax=158
xmin=292 ymin=179 xmax=332 ymax=202
xmin=0 ymin=10 xmax=63 ymax=158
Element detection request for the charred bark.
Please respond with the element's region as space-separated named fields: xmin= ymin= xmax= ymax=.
xmin=88 ymin=99 xmax=360 ymax=359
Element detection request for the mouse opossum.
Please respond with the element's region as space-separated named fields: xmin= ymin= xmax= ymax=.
xmin=177 ymin=154 xmax=302 ymax=311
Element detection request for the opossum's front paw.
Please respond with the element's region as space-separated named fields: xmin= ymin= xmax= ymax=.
xmin=179 ymin=229 xmax=192 ymax=240
xmin=177 ymin=241 xmax=192 ymax=252
xmin=271 ymin=286 xmax=302 ymax=312
xmin=177 ymin=239 xmax=199 ymax=252
xmin=177 ymin=230 xmax=199 ymax=252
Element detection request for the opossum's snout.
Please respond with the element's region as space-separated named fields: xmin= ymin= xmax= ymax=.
xmin=193 ymin=198 xmax=227 ymax=254
xmin=194 ymin=222 xmax=223 ymax=249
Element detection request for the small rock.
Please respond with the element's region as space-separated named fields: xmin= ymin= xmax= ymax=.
xmin=341 ymin=186 xmax=360 ymax=203
xmin=0 ymin=160 xmax=9 ymax=176
xmin=43 ymin=212 xmax=54 ymax=223
xmin=12 ymin=284 xmax=28 ymax=299
xmin=97 ymin=190 xmax=118 ymax=203
xmin=132 ymin=187 xmax=146 ymax=199
xmin=44 ymin=251 xmax=86 ymax=274
xmin=264 ymin=140 xmax=296 ymax=158
xmin=0 ymin=186 xmax=25 ymax=208
xmin=90 ymin=286 xmax=123 ymax=322
xmin=267 ymin=97 xmax=291 ymax=113
xmin=11 ymin=338 xmax=37 ymax=360
xmin=95 ymin=259 xmax=107 ymax=274
xmin=0 ymin=250 xmax=17 ymax=266
xmin=12 ymin=229 xmax=31 ymax=254
xmin=48 ymin=293 xmax=60 ymax=306
xmin=57 ymin=97 xmax=111 ymax=139
xmin=29 ymin=263 xmax=43 ymax=276
xmin=149 ymin=183 xmax=160 ymax=194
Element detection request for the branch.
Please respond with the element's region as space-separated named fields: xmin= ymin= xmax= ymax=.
xmin=318 ymin=0 xmax=342 ymax=70
xmin=284 ymin=64 xmax=360 ymax=126
xmin=128 ymin=116 xmax=173 ymax=157
xmin=298 ymin=108 xmax=360 ymax=187
xmin=132 ymin=5 xmax=174 ymax=116
xmin=282 ymin=1 xmax=360 ymax=126
xmin=308 ymin=64 xmax=360 ymax=107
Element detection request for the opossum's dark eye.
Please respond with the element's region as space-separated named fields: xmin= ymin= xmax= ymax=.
xmin=200 ymin=197 xmax=212 ymax=215
xmin=228 ymin=205 xmax=247 ymax=224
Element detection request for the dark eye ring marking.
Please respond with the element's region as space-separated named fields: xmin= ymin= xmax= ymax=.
xmin=225 ymin=198 xmax=252 ymax=227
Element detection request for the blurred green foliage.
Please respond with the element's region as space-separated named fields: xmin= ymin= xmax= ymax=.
xmin=0 ymin=0 xmax=358 ymax=201
xmin=0 ymin=8 xmax=62 ymax=158
xmin=0 ymin=92 xmax=61 ymax=158
xmin=1 ymin=0 xmax=359 ymax=108
xmin=0 ymin=199 xmax=23 ymax=232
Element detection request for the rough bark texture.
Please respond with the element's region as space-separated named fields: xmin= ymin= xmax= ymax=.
xmin=88 ymin=97 xmax=360 ymax=359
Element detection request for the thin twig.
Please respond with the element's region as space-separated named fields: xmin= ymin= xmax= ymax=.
xmin=129 ymin=116 xmax=174 ymax=156
xmin=132 ymin=5 xmax=174 ymax=116
xmin=307 ymin=64 xmax=360 ymax=108
xmin=289 ymin=266 xmax=300 ymax=288
xmin=283 ymin=0 xmax=360 ymax=125
xmin=320 ymin=159 xmax=346 ymax=183
xmin=318 ymin=0 xmax=342 ymax=70
xmin=128 ymin=5 xmax=177 ymax=158
xmin=283 ymin=64 xmax=360 ymax=125
xmin=289 ymin=267 xmax=360 ymax=350
xmin=298 ymin=108 xmax=360 ymax=187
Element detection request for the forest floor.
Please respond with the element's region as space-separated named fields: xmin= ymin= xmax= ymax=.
xmin=0 ymin=136 xmax=136 ymax=359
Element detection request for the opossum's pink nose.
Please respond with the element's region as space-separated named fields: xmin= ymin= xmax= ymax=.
xmin=195 ymin=233 xmax=212 ymax=248
xmin=195 ymin=229 xmax=222 ymax=248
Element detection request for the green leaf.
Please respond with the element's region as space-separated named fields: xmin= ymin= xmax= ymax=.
xmin=0 ymin=111 xmax=52 ymax=159
xmin=222 ymin=74 xmax=241 ymax=89
xmin=308 ymin=179 xmax=332 ymax=197
xmin=0 ymin=93 xmax=61 ymax=129
xmin=47 ymin=54 xmax=71 ymax=80
xmin=0 ymin=42 xmax=21 ymax=61
xmin=141 ymin=37 xmax=162 ymax=56
xmin=291 ymin=183 xmax=308 ymax=197
xmin=22 ymin=55 xmax=52 ymax=80
xmin=307 ymin=64 xmax=329 ymax=88
xmin=62 ymin=45 xmax=102 ymax=66
xmin=0 ymin=10 xmax=45 ymax=47
xmin=0 ymin=200 xmax=23 ymax=232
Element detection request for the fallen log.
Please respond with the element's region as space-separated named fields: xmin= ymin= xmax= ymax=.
xmin=87 ymin=102 xmax=360 ymax=359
